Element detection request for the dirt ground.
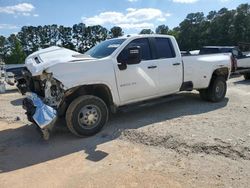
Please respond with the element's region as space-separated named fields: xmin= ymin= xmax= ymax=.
xmin=0 ymin=76 xmax=250 ymax=188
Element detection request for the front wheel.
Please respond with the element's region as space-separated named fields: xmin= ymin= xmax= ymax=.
xmin=199 ymin=76 xmax=227 ymax=102
xmin=66 ymin=95 xmax=108 ymax=137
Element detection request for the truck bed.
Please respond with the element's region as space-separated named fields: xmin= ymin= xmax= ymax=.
xmin=182 ymin=54 xmax=231 ymax=89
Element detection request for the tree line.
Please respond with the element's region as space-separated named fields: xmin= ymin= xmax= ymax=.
xmin=0 ymin=3 xmax=249 ymax=64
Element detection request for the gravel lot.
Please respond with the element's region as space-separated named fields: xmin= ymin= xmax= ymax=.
xmin=0 ymin=76 xmax=250 ymax=188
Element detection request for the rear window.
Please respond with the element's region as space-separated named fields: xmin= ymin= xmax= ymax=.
xmin=220 ymin=48 xmax=232 ymax=53
xmin=155 ymin=38 xmax=176 ymax=59
xmin=199 ymin=48 xmax=220 ymax=54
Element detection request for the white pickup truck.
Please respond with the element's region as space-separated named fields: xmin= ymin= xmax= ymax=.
xmin=19 ymin=35 xmax=232 ymax=139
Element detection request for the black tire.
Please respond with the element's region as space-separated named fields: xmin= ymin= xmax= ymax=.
xmin=200 ymin=76 xmax=227 ymax=102
xmin=66 ymin=95 xmax=108 ymax=137
xmin=244 ymin=73 xmax=250 ymax=80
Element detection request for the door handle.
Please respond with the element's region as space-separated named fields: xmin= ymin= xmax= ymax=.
xmin=148 ymin=65 xmax=157 ymax=69
xmin=173 ymin=63 xmax=181 ymax=66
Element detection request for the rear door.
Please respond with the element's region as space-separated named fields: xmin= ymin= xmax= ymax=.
xmin=153 ymin=37 xmax=183 ymax=94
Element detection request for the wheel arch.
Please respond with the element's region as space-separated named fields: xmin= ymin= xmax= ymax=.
xmin=58 ymin=84 xmax=116 ymax=116
xmin=211 ymin=67 xmax=230 ymax=82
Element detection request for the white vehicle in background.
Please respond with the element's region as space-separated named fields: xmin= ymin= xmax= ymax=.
xmin=190 ymin=50 xmax=200 ymax=55
xmin=18 ymin=35 xmax=232 ymax=139
xmin=200 ymin=46 xmax=250 ymax=79
xmin=243 ymin=51 xmax=250 ymax=56
xmin=180 ymin=50 xmax=199 ymax=56
xmin=0 ymin=63 xmax=6 ymax=93
xmin=5 ymin=72 xmax=15 ymax=86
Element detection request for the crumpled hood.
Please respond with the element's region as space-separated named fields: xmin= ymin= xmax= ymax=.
xmin=25 ymin=46 xmax=95 ymax=76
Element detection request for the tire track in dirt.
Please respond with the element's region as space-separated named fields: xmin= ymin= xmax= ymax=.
xmin=121 ymin=130 xmax=250 ymax=160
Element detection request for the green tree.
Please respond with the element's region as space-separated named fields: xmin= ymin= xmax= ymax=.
xmin=72 ymin=23 xmax=86 ymax=52
xmin=0 ymin=36 xmax=7 ymax=63
xmin=167 ymin=27 xmax=180 ymax=40
xmin=155 ymin=25 xmax=169 ymax=35
xmin=232 ymin=4 xmax=250 ymax=45
xmin=5 ymin=35 xmax=26 ymax=64
xmin=1 ymin=3 xmax=250 ymax=57
xmin=109 ymin=26 xmax=123 ymax=38
xmin=17 ymin=26 xmax=37 ymax=55
xmin=176 ymin=12 xmax=205 ymax=50
xmin=139 ymin=29 xmax=154 ymax=34
xmin=80 ymin=25 xmax=108 ymax=53
xmin=58 ymin=25 xmax=75 ymax=50
xmin=206 ymin=11 xmax=217 ymax=21
xmin=207 ymin=8 xmax=235 ymax=46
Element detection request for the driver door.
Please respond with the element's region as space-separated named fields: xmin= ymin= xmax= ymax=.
xmin=114 ymin=38 xmax=159 ymax=104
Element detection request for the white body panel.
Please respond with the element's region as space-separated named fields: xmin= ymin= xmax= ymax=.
xmin=25 ymin=46 xmax=92 ymax=76
xmin=25 ymin=35 xmax=231 ymax=107
xmin=237 ymin=57 xmax=250 ymax=68
xmin=183 ymin=54 xmax=231 ymax=89
xmin=113 ymin=59 xmax=159 ymax=103
xmin=46 ymin=58 xmax=121 ymax=106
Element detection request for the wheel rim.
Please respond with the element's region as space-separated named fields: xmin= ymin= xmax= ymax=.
xmin=78 ymin=105 xmax=101 ymax=129
xmin=215 ymin=81 xmax=225 ymax=98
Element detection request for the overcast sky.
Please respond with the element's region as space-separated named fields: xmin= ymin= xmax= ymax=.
xmin=0 ymin=0 xmax=249 ymax=36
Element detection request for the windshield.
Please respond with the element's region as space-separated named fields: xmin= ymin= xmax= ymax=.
xmin=85 ymin=38 xmax=126 ymax=58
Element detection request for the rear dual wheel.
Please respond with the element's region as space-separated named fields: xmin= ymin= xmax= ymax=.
xmin=199 ymin=76 xmax=227 ymax=102
xmin=244 ymin=73 xmax=250 ymax=80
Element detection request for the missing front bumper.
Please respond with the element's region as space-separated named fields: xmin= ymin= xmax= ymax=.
xmin=23 ymin=92 xmax=57 ymax=140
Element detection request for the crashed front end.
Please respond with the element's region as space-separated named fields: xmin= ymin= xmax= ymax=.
xmin=20 ymin=72 xmax=65 ymax=140
xmin=17 ymin=46 xmax=81 ymax=139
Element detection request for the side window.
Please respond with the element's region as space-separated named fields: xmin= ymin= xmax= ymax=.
xmin=238 ymin=50 xmax=244 ymax=58
xmin=155 ymin=38 xmax=176 ymax=59
xmin=232 ymin=49 xmax=239 ymax=57
xmin=127 ymin=38 xmax=152 ymax=61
